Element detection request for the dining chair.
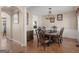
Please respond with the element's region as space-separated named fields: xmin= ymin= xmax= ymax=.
xmin=36 ymin=29 xmax=50 ymax=50
xmin=35 ymin=29 xmax=40 ymax=47
xmin=52 ymin=27 xmax=64 ymax=46
xmin=52 ymin=26 xmax=57 ymax=31
xmin=59 ymin=27 xmax=64 ymax=44
xmin=42 ymin=26 xmax=46 ymax=32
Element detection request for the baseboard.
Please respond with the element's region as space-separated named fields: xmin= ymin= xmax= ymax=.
xmin=63 ymin=37 xmax=78 ymax=41
xmin=63 ymin=37 xmax=77 ymax=40
xmin=6 ymin=35 xmax=26 ymax=47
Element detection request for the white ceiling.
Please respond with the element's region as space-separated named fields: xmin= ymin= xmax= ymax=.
xmin=27 ymin=6 xmax=76 ymax=16
xmin=1 ymin=6 xmax=20 ymax=15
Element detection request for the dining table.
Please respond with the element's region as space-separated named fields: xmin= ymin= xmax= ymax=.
xmin=45 ymin=30 xmax=60 ymax=43
xmin=45 ymin=30 xmax=59 ymax=36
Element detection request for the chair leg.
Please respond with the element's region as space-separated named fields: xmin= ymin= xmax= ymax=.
xmin=58 ymin=41 xmax=60 ymax=46
xmin=60 ymin=39 xmax=62 ymax=44
xmin=58 ymin=39 xmax=60 ymax=46
xmin=60 ymin=38 xmax=63 ymax=44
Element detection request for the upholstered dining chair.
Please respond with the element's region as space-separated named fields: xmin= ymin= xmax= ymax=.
xmin=51 ymin=26 xmax=57 ymax=32
xmin=57 ymin=27 xmax=64 ymax=46
xmin=59 ymin=27 xmax=64 ymax=44
xmin=52 ymin=27 xmax=64 ymax=46
xmin=35 ymin=29 xmax=50 ymax=50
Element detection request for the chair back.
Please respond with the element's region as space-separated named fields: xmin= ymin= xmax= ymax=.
xmin=38 ymin=30 xmax=45 ymax=39
xmin=42 ymin=26 xmax=46 ymax=32
xmin=59 ymin=27 xmax=64 ymax=36
xmin=36 ymin=28 xmax=45 ymax=40
xmin=35 ymin=29 xmax=39 ymax=40
xmin=51 ymin=26 xmax=57 ymax=32
xmin=35 ymin=29 xmax=44 ymax=45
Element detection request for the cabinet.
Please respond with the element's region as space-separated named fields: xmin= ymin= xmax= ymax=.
xmin=27 ymin=30 xmax=33 ymax=41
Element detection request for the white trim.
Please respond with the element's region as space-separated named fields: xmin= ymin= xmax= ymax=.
xmin=6 ymin=35 xmax=26 ymax=47
xmin=23 ymin=7 xmax=27 ymax=47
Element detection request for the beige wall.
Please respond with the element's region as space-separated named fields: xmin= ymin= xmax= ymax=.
xmin=34 ymin=11 xmax=77 ymax=30
xmin=0 ymin=6 xmax=27 ymax=46
xmin=32 ymin=11 xmax=78 ymax=39
xmin=41 ymin=11 xmax=77 ymax=30
xmin=12 ymin=6 xmax=26 ymax=46
xmin=27 ymin=11 xmax=33 ymax=31
xmin=32 ymin=15 xmax=43 ymax=28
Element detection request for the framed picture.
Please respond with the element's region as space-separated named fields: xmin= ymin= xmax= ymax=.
xmin=13 ymin=12 xmax=19 ymax=24
xmin=57 ymin=14 xmax=63 ymax=21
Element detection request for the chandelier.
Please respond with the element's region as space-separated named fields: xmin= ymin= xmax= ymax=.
xmin=45 ymin=8 xmax=55 ymax=23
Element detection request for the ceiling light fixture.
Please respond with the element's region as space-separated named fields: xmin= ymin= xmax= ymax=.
xmin=45 ymin=8 xmax=55 ymax=23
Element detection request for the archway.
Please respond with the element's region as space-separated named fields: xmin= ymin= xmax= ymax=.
xmin=0 ymin=6 xmax=27 ymax=52
xmin=1 ymin=6 xmax=20 ymax=38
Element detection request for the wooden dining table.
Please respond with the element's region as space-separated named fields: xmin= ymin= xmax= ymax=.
xmin=45 ymin=31 xmax=58 ymax=36
xmin=45 ymin=30 xmax=59 ymax=42
xmin=45 ymin=30 xmax=59 ymax=36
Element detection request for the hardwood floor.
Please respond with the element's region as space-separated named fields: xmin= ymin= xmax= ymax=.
xmin=0 ymin=34 xmax=79 ymax=53
xmin=26 ymin=35 xmax=79 ymax=53
xmin=0 ymin=34 xmax=25 ymax=53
